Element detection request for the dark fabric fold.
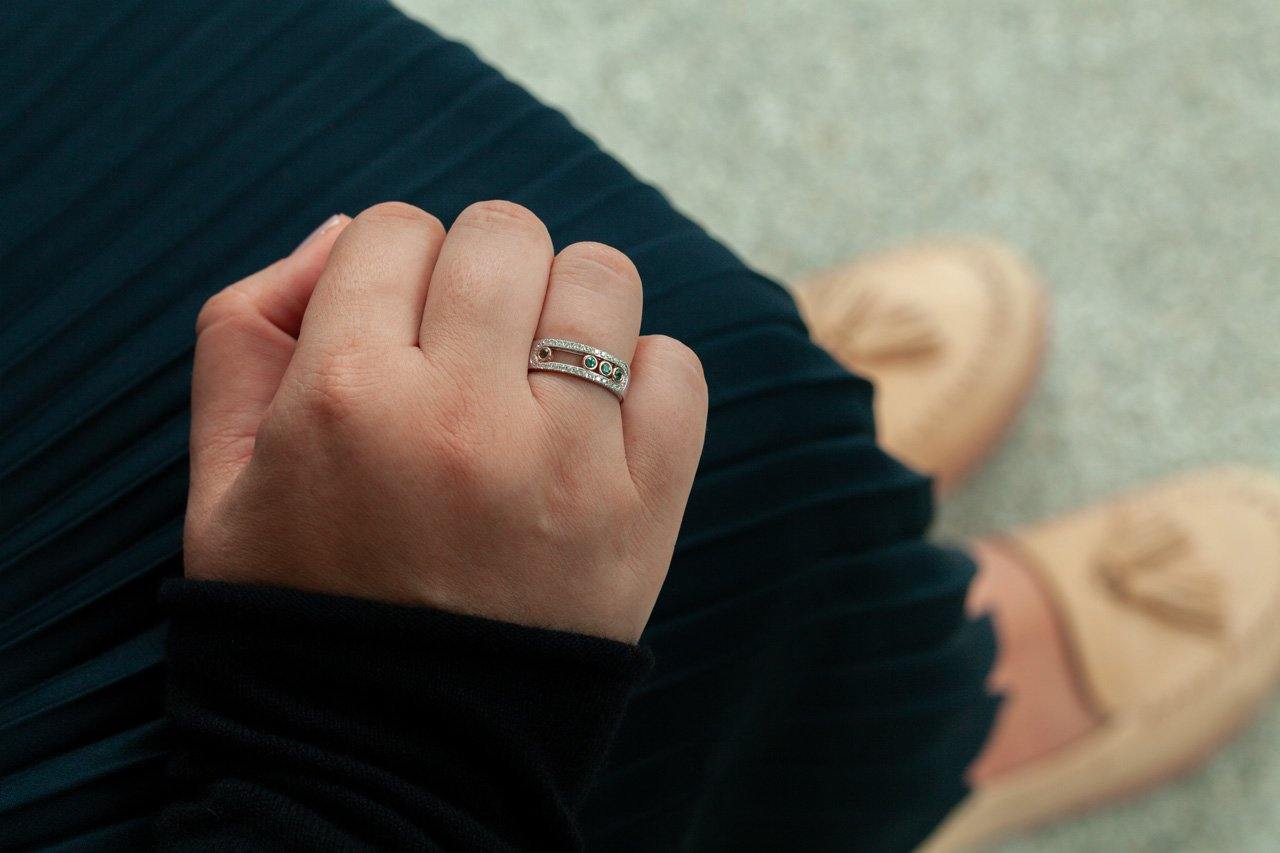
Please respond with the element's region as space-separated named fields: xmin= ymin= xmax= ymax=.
xmin=156 ymin=580 xmax=650 ymax=851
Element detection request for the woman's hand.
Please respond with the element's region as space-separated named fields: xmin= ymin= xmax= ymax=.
xmin=183 ymin=202 xmax=707 ymax=642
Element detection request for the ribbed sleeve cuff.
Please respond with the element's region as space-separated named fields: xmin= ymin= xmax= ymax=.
xmin=157 ymin=579 xmax=651 ymax=851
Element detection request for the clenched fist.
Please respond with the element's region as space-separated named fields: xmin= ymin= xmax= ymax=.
xmin=184 ymin=201 xmax=707 ymax=642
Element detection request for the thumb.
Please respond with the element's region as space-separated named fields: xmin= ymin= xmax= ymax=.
xmin=188 ymin=214 xmax=350 ymax=520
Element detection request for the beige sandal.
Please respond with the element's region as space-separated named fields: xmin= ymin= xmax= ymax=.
xmin=792 ymin=240 xmax=1048 ymax=494
xmin=924 ymin=468 xmax=1280 ymax=851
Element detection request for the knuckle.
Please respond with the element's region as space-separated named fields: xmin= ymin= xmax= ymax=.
xmin=357 ymin=200 xmax=440 ymax=231
xmin=552 ymin=243 xmax=643 ymax=310
xmin=195 ymin=287 xmax=250 ymax=335
xmin=339 ymin=205 xmax=446 ymax=276
xmin=454 ymin=199 xmax=549 ymax=241
xmin=652 ymin=336 xmax=708 ymax=402
xmin=556 ymin=241 xmax=640 ymax=286
xmin=291 ymin=349 xmax=378 ymax=425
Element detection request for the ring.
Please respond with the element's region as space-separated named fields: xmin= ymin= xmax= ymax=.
xmin=529 ymin=338 xmax=630 ymax=400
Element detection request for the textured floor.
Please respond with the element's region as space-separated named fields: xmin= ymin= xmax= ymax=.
xmin=396 ymin=1 xmax=1280 ymax=848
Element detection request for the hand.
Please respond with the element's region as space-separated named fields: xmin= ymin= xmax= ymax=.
xmin=184 ymin=202 xmax=707 ymax=642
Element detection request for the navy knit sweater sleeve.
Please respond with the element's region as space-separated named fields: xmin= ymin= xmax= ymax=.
xmin=154 ymin=579 xmax=651 ymax=851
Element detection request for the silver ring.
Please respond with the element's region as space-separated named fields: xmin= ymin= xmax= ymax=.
xmin=529 ymin=338 xmax=630 ymax=400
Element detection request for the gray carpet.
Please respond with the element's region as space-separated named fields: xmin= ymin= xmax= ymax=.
xmin=396 ymin=1 xmax=1280 ymax=848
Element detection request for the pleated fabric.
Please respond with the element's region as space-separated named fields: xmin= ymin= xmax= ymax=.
xmin=0 ymin=1 xmax=999 ymax=850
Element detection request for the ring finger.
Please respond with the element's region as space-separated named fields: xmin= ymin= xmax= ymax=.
xmin=529 ymin=241 xmax=643 ymax=423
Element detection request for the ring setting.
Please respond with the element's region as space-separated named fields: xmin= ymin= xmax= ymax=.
xmin=529 ymin=338 xmax=630 ymax=399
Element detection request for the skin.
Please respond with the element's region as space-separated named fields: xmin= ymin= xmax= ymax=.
xmin=967 ymin=542 xmax=1100 ymax=782
xmin=184 ymin=201 xmax=708 ymax=644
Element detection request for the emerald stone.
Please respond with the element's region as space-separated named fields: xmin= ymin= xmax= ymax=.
xmin=583 ymin=355 xmax=598 ymax=370
xmin=600 ymin=361 xmax=613 ymax=377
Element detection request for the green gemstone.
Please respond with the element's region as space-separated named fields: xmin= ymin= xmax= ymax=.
xmin=583 ymin=355 xmax=598 ymax=370
xmin=600 ymin=361 xmax=613 ymax=377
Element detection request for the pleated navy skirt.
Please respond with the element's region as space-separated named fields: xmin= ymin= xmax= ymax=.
xmin=0 ymin=1 xmax=999 ymax=849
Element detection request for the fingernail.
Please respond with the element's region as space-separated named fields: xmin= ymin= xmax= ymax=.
xmin=292 ymin=214 xmax=346 ymax=254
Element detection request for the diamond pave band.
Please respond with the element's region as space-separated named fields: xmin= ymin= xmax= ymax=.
xmin=528 ymin=338 xmax=630 ymax=400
